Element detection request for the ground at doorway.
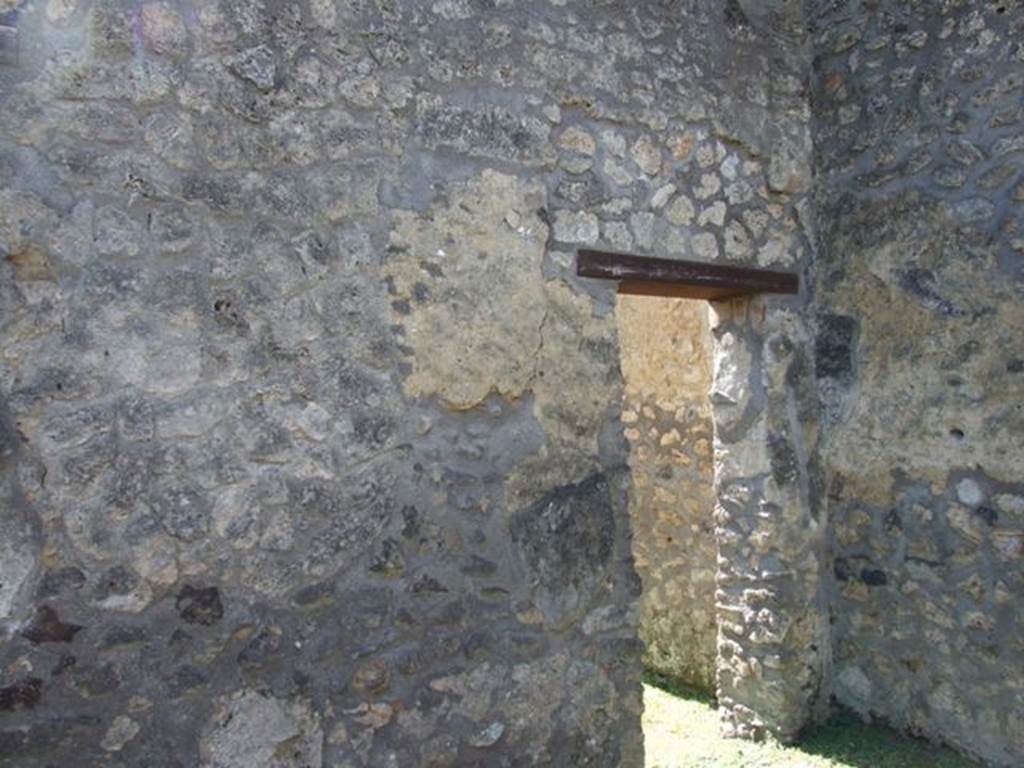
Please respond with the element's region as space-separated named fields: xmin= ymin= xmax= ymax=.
xmin=642 ymin=675 xmax=979 ymax=768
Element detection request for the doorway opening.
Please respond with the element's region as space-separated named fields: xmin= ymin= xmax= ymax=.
xmin=617 ymin=293 xmax=717 ymax=695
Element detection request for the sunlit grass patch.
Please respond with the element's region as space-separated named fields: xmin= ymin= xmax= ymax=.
xmin=642 ymin=672 xmax=979 ymax=768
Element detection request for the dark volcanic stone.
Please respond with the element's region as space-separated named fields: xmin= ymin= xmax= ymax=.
xmin=861 ymin=569 xmax=888 ymax=587
xmin=155 ymin=487 xmax=211 ymax=542
xmin=769 ymin=433 xmax=799 ymax=486
xmin=975 ymin=506 xmax=998 ymax=526
xmin=0 ymin=678 xmax=42 ymax=712
xmin=415 ymin=105 xmax=549 ymax=164
xmin=238 ymin=627 xmax=283 ymax=668
xmin=74 ymin=663 xmax=121 ymax=696
xmin=834 ymin=557 xmax=851 ymax=582
xmin=510 ymin=474 xmax=615 ymax=622
xmin=101 ymin=625 xmax=148 ymax=649
xmin=369 ymin=537 xmax=405 ymax=576
xmin=175 ymin=585 xmax=224 ymax=626
xmin=94 ymin=565 xmax=140 ymax=601
xmin=815 ymin=314 xmax=858 ymax=381
xmin=52 ymin=654 xmax=76 ymax=676
xmin=38 ymin=566 xmax=87 ymax=597
xmin=898 ymin=268 xmax=964 ymax=317
xmin=292 ymin=581 xmax=334 ymax=607
xmin=21 ymin=606 xmax=83 ymax=644
xmin=167 ymin=665 xmax=207 ymax=697
xmin=460 ymin=555 xmax=498 ymax=577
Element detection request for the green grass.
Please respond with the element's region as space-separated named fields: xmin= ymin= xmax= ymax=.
xmin=642 ymin=672 xmax=979 ymax=768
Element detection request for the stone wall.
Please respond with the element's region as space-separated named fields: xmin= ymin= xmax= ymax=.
xmin=702 ymin=3 xmax=830 ymax=744
xmin=0 ymin=0 xmax=826 ymax=764
xmin=618 ymin=295 xmax=716 ymax=692
xmin=810 ymin=2 xmax=1024 ymax=765
xmin=711 ymin=293 xmax=829 ymax=743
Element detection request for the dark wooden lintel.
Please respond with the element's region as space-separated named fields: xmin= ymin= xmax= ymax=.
xmin=576 ymin=249 xmax=799 ymax=300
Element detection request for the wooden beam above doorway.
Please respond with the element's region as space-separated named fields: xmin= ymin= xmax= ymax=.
xmin=576 ymin=249 xmax=800 ymax=300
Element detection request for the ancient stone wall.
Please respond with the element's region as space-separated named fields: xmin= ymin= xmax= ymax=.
xmin=710 ymin=293 xmax=829 ymax=743
xmin=810 ymin=2 xmax=1024 ymax=765
xmin=702 ymin=4 xmax=830 ymax=743
xmin=600 ymin=0 xmax=829 ymax=741
xmin=618 ymin=295 xmax=716 ymax=692
xmin=0 ymin=0 xmax=825 ymax=764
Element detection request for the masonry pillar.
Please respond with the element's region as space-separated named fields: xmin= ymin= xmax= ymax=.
xmin=710 ymin=297 xmax=830 ymax=741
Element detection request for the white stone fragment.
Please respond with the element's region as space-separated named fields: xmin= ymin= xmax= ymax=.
xmin=432 ymin=0 xmax=474 ymax=19
xmin=288 ymin=402 xmax=333 ymax=442
xmin=956 ymin=478 xmax=984 ymax=506
xmin=602 ymin=221 xmax=633 ymax=250
xmin=600 ymin=197 xmax=633 ymax=216
xmin=692 ymin=232 xmax=719 ymax=260
xmin=695 ymin=173 xmax=721 ymax=200
xmin=102 ymin=716 xmax=140 ymax=752
xmin=720 ymin=154 xmax=740 ymax=181
xmin=553 ymin=211 xmax=600 ymax=244
xmin=696 ymin=142 xmax=717 ymax=168
xmin=631 ymin=136 xmax=663 ymax=176
xmin=994 ymin=494 xmax=1024 ymax=516
xmin=468 ymin=721 xmax=506 ymax=747
xmin=46 ymin=0 xmax=77 ymax=22
xmin=712 ymin=331 xmax=750 ymax=408
xmin=650 ymin=183 xmax=676 ymax=210
xmin=200 ymin=690 xmax=322 ymax=768
xmin=630 ymin=212 xmax=656 ymax=250
xmin=600 ymin=129 xmax=627 ymax=157
xmin=724 ymin=220 xmax=752 ymax=260
xmin=698 ymin=201 xmax=727 ymax=228
xmin=603 ymin=158 xmax=635 ymax=186
xmin=310 ymin=0 xmax=337 ymax=28
xmin=0 ymin=525 xmax=36 ymax=620
xmin=665 ymin=195 xmax=695 ymax=226
xmin=557 ymin=126 xmax=596 ymax=156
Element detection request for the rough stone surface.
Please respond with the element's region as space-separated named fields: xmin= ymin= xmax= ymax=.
xmin=710 ymin=298 xmax=828 ymax=744
xmin=1 ymin=1 xmax=775 ymax=764
xmin=384 ymin=171 xmax=549 ymax=410
xmin=200 ymin=689 xmax=322 ymax=768
xmin=811 ymin=2 xmax=1024 ymax=765
xmin=5 ymin=0 xmax=1015 ymax=765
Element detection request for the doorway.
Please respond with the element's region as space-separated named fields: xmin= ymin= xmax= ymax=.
xmin=617 ymin=294 xmax=717 ymax=694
